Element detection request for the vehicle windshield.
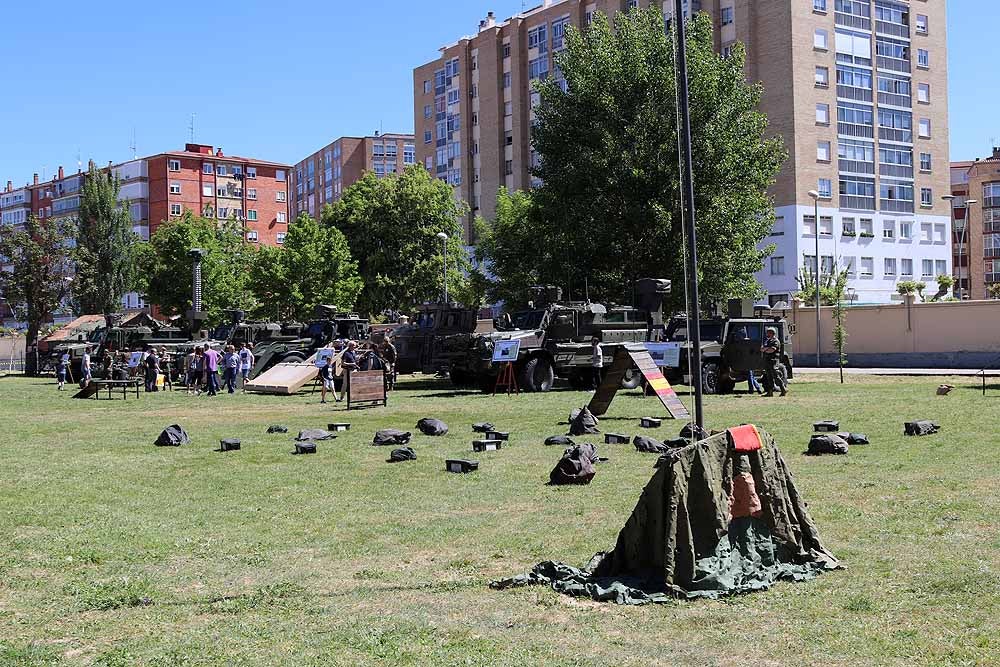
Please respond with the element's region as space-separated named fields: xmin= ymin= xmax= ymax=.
xmin=87 ymin=328 xmax=107 ymax=343
xmin=667 ymin=320 xmax=724 ymax=343
xmin=510 ymin=310 xmax=545 ymax=330
xmin=213 ymin=323 xmax=235 ymax=341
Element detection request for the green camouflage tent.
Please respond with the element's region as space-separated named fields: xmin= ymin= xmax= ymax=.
xmin=492 ymin=425 xmax=841 ymax=603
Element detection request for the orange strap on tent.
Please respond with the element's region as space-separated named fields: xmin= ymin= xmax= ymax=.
xmin=728 ymin=424 xmax=762 ymax=453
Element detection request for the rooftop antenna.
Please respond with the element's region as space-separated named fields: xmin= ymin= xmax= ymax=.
xmin=76 ymin=148 xmax=82 ymax=172
xmin=129 ymin=128 xmax=137 ymax=160
xmin=189 ymin=114 xmax=196 ymax=143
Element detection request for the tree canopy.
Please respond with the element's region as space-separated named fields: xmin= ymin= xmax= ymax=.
xmin=73 ymin=165 xmax=140 ymax=323
xmin=249 ymin=213 xmax=363 ymax=321
xmin=479 ymin=7 xmax=785 ymax=308
xmin=323 ymin=166 xmax=471 ymax=315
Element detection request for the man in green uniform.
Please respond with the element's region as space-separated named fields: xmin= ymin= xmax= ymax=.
xmin=761 ymin=327 xmax=787 ymax=397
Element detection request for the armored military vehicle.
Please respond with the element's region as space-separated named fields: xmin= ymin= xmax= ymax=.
xmin=247 ymin=305 xmax=370 ymax=379
xmin=448 ymin=279 xmax=670 ymax=392
xmin=378 ymin=303 xmax=492 ymax=376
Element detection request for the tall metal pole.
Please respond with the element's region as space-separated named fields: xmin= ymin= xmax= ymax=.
xmin=673 ymin=0 xmax=704 ymax=430
xmin=814 ymin=197 xmax=821 ymax=367
xmin=437 ymin=232 xmax=449 ymax=304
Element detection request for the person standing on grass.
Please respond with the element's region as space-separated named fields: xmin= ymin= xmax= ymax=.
xmin=56 ymin=352 xmax=69 ymax=391
xmin=319 ymin=354 xmax=338 ymax=404
xmin=81 ymin=346 xmax=92 ymax=386
xmin=338 ymin=341 xmax=360 ymax=402
xmin=761 ymin=327 xmax=787 ymax=397
xmin=185 ymin=348 xmax=197 ymax=394
xmin=380 ymin=337 xmax=397 ymax=391
xmin=202 ymin=345 xmax=221 ymax=396
xmin=222 ymin=345 xmax=240 ymax=394
xmin=590 ymin=337 xmax=604 ymax=390
xmin=238 ymin=342 xmax=255 ymax=391
xmin=144 ymin=347 xmax=160 ymax=392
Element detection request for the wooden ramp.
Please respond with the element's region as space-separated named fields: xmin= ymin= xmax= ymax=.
xmin=72 ymin=382 xmax=100 ymax=399
xmin=588 ymin=344 xmax=690 ymax=420
xmin=244 ymin=353 xmax=321 ymax=396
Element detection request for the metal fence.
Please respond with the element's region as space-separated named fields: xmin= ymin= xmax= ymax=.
xmin=0 ymin=354 xmax=25 ymax=373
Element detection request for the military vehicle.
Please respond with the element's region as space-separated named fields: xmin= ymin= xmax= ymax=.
xmin=210 ymin=310 xmax=286 ymax=349
xmin=447 ymin=279 xmax=670 ymax=392
xmin=661 ymin=303 xmax=794 ymax=394
xmin=247 ymin=305 xmax=370 ymax=379
xmin=377 ymin=303 xmax=492 ymax=376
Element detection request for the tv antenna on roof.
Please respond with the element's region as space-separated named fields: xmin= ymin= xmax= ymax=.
xmin=77 ymin=148 xmax=82 ymax=172
xmin=189 ymin=114 xmax=196 ymax=143
xmin=130 ymin=128 xmax=137 ymax=160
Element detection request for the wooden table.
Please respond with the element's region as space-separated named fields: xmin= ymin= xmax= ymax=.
xmin=91 ymin=379 xmax=142 ymax=400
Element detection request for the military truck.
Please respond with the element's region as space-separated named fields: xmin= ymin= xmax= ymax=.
xmin=447 ymin=279 xmax=670 ymax=392
xmin=662 ymin=306 xmax=794 ymax=394
xmin=378 ymin=303 xmax=492 ymax=376
xmin=247 ymin=305 xmax=370 ymax=379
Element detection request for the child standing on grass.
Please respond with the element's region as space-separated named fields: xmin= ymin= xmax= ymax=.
xmin=320 ymin=354 xmax=338 ymax=404
xmin=56 ymin=353 xmax=69 ymax=391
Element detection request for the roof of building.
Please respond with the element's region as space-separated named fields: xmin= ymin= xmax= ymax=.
xmin=156 ymin=150 xmax=291 ymax=169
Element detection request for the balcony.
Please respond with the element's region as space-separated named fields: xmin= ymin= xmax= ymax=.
xmin=838 ymin=121 xmax=875 ymax=139
xmin=875 ymin=20 xmax=909 ymax=39
xmin=877 ymin=55 xmax=910 ymax=73
xmin=836 ymin=11 xmax=871 ymax=31
xmin=837 ymin=84 xmax=873 ymax=103
xmin=879 ymin=163 xmax=914 ymax=179
xmin=880 ymin=198 xmax=914 ymax=213
xmin=879 ymin=126 xmax=912 ymax=143
xmin=985 ymin=248 xmax=1000 ymax=259
xmin=877 ymin=91 xmax=911 ymax=108
xmin=838 ymin=158 xmax=875 ymax=175
xmin=986 ymin=273 xmax=1000 ymax=284
xmin=840 ymin=194 xmax=876 ymax=210
xmin=984 ymin=197 xmax=1000 ymax=208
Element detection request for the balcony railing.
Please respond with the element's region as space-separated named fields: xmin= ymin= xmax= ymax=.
xmin=984 ymin=197 xmax=1000 ymax=208
xmin=838 ymin=121 xmax=875 ymax=139
xmin=878 ymin=91 xmax=911 ymax=107
xmin=880 ymin=198 xmax=914 ymax=213
xmin=875 ymin=20 xmax=910 ymax=39
xmin=879 ymin=126 xmax=912 ymax=143
xmin=985 ymin=221 xmax=1000 ymax=233
xmin=836 ymin=12 xmax=871 ymax=31
xmin=986 ymin=273 xmax=1000 ymax=284
xmin=880 ymin=163 xmax=914 ymax=179
xmin=840 ymin=194 xmax=876 ymax=210
xmin=837 ymin=84 xmax=873 ymax=103
xmin=839 ymin=158 xmax=875 ymax=174
xmin=877 ymin=55 xmax=911 ymax=73
xmin=985 ymin=248 xmax=1000 ymax=259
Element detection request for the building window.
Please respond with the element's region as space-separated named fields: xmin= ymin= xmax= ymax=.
xmin=503 ymin=72 xmax=511 ymax=88
xmin=202 ymin=184 xmax=213 ymax=197
xmin=277 ymin=232 xmax=286 ymax=244
xmin=920 ymin=188 xmax=932 ymax=207
xmin=505 ymin=131 xmax=513 ymax=146
xmin=918 ymin=118 xmax=931 ymax=138
xmin=246 ymin=167 xmax=256 ymax=179
xmin=168 ymin=160 xmax=180 ymax=172
xmin=883 ymin=221 xmax=895 ymax=239
xmin=803 ymin=215 xmax=817 ymax=236
xmin=919 ymin=153 xmax=932 ymax=172
xmin=814 ymin=29 xmax=828 ymax=50
xmin=277 ymin=212 xmax=286 ymax=223
xmin=815 ymin=66 xmax=829 ymax=87
xmin=901 ymin=258 xmax=913 ymax=276
xmin=884 ymin=258 xmax=896 ymax=277
xmin=505 ymin=160 xmax=513 ymax=176
xmin=935 ymin=259 xmax=947 ymax=276
xmin=818 ymin=178 xmax=832 ymax=198
xmin=169 ymin=181 xmax=181 ymax=195
xmin=216 ymin=164 xmax=227 ymax=176
xmin=915 ymin=14 xmax=927 ymax=34
xmin=276 ymin=170 xmax=286 ymax=182
xmin=770 ymin=256 xmax=785 ymax=275
xmin=246 ymin=230 xmax=258 ymax=243
xmin=424 ymin=104 xmax=432 ymax=119
xmin=503 ymin=43 xmax=511 ymax=59
xmin=842 ymin=218 xmax=856 ymax=235
xmin=247 ymin=188 xmax=257 ymax=200
xmin=813 ymin=0 xmax=827 ymax=11
xmin=170 ymin=204 xmax=182 ymax=216
xmin=504 ymin=101 xmax=513 ymax=117
xmin=819 ymin=216 xmax=833 ymax=236
xmin=860 ymin=257 xmax=874 ymax=278
xmin=218 ymin=207 xmax=229 ymax=220
xmin=721 ymin=7 xmax=734 ymax=26
xmin=916 ymin=83 xmax=930 ymax=104
xmin=772 ymin=216 xmax=784 ymax=236
xmin=917 ymin=49 xmax=929 ymax=68
xmin=247 ymin=209 xmax=258 ymax=221
xmin=527 ymin=25 xmax=548 ymax=52
xmin=899 ymin=221 xmax=912 ymax=240
xmin=424 ymin=130 xmax=432 ymax=144
xmin=921 ymin=259 xmax=933 ymax=277
xmin=816 ymin=103 xmax=830 ymax=125
xmin=203 ymin=163 xmax=213 ymax=175
xmin=817 ymin=141 xmax=831 ymax=162
xmin=424 ymin=80 xmax=431 ymax=94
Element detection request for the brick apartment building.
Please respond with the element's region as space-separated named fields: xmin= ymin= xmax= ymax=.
xmin=289 ymin=133 xmax=416 ymax=220
xmin=950 ymin=150 xmax=1000 ymax=300
xmin=414 ymin=0 xmax=952 ymax=304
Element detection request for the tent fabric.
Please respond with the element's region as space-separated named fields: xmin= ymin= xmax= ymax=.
xmin=417 ymin=418 xmax=449 ymax=436
xmin=154 ymin=425 xmax=190 ymax=447
xmin=494 ymin=426 xmax=840 ymax=602
xmin=568 ymin=408 xmax=600 ymax=436
xmin=296 ymin=429 xmax=336 ymax=442
xmin=545 ymin=435 xmax=576 ymax=447
xmin=387 ymin=447 xmax=417 ymax=463
xmin=729 ymin=425 xmax=762 ymax=453
xmin=549 ymin=444 xmax=599 ymax=485
xmin=806 ymin=434 xmax=849 ymax=456
xmin=373 ymin=429 xmax=412 ymax=446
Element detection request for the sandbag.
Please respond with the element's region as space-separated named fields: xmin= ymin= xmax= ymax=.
xmin=373 ymin=429 xmax=411 ymax=446
xmin=154 ymin=424 xmax=190 ymax=447
xmin=568 ymin=407 xmax=600 ymax=436
xmin=266 ymin=425 xmax=289 ymax=434
xmin=905 ymin=420 xmax=940 ymax=436
xmin=387 ymin=447 xmax=417 ymax=463
xmin=679 ymin=423 xmax=709 ymax=442
xmin=549 ymin=444 xmax=598 ymax=485
xmin=805 ymin=433 xmax=849 ymax=456
xmin=545 ymin=435 xmax=575 ymax=447
xmin=296 ymin=429 xmax=336 ymax=442
xmin=472 ymin=422 xmax=495 ymax=433
xmin=837 ymin=432 xmax=870 ymax=445
xmin=633 ymin=435 xmax=670 ymax=454
xmin=417 ymin=418 xmax=449 ymax=436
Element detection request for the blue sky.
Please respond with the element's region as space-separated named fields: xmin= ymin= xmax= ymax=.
xmin=0 ymin=1 xmax=992 ymax=185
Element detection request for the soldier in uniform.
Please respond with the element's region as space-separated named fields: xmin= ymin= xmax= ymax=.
xmin=761 ymin=327 xmax=787 ymax=397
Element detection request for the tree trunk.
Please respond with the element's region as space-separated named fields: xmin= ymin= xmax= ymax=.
xmin=25 ymin=320 xmax=40 ymax=377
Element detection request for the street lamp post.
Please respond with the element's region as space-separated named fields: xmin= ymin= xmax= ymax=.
xmin=962 ymin=199 xmax=977 ymax=300
xmin=808 ymin=190 xmax=822 ymax=367
xmin=436 ymin=232 xmax=449 ymax=304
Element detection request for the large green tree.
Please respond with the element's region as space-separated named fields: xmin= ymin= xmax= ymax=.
xmin=135 ymin=213 xmax=256 ymax=325
xmin=73 ymin=165 xmax=140 ymax=326
xmin=249 ymin=214 xmax=363 ymax=321
xmin=323 ymin=166 xmax=470 ymax=315
xmin=485 ymin=7 xmax=785 ymax=308
xmin=0 ymin=215 xmax=74 ymax=374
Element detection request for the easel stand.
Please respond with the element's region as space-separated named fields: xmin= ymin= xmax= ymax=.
xmin=493 ymin=362 xmax=520 ymax=396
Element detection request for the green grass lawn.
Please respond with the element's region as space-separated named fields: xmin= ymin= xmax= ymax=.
xmin=1 ymin=373 xmax=997 ymax=666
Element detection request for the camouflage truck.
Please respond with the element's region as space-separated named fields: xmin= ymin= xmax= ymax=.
xmin=247 ymin=305 xmax=370 ymax=379
xmin=376 ymin=303 xmax=493 ymax=376
xmin=448 ymin=279 xmax=670 ymax=392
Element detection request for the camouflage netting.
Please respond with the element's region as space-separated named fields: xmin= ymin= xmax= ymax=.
xmin=492 ymin=426 xmax=841 ymax=603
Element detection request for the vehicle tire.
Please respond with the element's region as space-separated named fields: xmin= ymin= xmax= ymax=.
xmin=621 ymin=367 xmax=643 ymax=390
xmin=449 ymin=368 xmax=471 ymax=387
xmin=521 ymin=357 xmax=555 ymax=393
xmin=702 ymin=361 xmax=720 ymax=395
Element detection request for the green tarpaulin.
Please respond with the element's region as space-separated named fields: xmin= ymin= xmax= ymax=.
xmin=492 ymin=426 xmax=841 ymax=603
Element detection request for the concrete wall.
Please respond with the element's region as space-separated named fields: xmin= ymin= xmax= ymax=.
xmin=786 ymin=297 xmax=1000 ymax=368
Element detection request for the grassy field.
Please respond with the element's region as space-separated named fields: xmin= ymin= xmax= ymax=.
xmin=1 ymin=372 xmax=997 ymax=666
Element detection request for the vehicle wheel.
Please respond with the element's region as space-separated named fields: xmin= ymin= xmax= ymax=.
xmin=283 ymin=353 xmax=307 ymax=364
xmin=449 ymin=368 xmax=471 ymax=387
xmin=621 ymin=367 xmax=643 ymax=390
xmin=521 ymin=357 xmax=555 ymax=393
xmin=568 ymin=372 xmax=590 ymax=390
xmin=702 ymin=361 xmax=720 ymax=395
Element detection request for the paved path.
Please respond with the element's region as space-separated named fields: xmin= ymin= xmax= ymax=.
xmin=797 ymin=367 xmax=1000 ymax=377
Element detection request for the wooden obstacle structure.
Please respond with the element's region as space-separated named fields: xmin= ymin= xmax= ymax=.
xmin=588 ymin=344 xmax=690 ymax=420
xmin=347 ymin=370 xmax=388 ymax=409
xmin=244 ymin=353 xmax=321 ymax=396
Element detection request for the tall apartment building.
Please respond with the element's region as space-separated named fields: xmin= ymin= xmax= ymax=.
xmin=289 ymin=133 xmax=416 ymax=220
xmin=414 ymin=0 xmax=951 ymax=304
xmin=950 ymin=151 xmax=1000 ymax=300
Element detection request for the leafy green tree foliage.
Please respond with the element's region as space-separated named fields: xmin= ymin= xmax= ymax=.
xmin=512 ymin=7 xmax=784 ymax=307
xmin=323 ymin=166 xmax=470 ymax=315
xmin=73 ymin=165 xmax=140 ymax=326
xmin=135 ymin=213 xmax=256 ymax=325
xmin=0 ymin=216 xmax=74 ymax=374
xmin=248 ymin=214 xmax=363 ymax=321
